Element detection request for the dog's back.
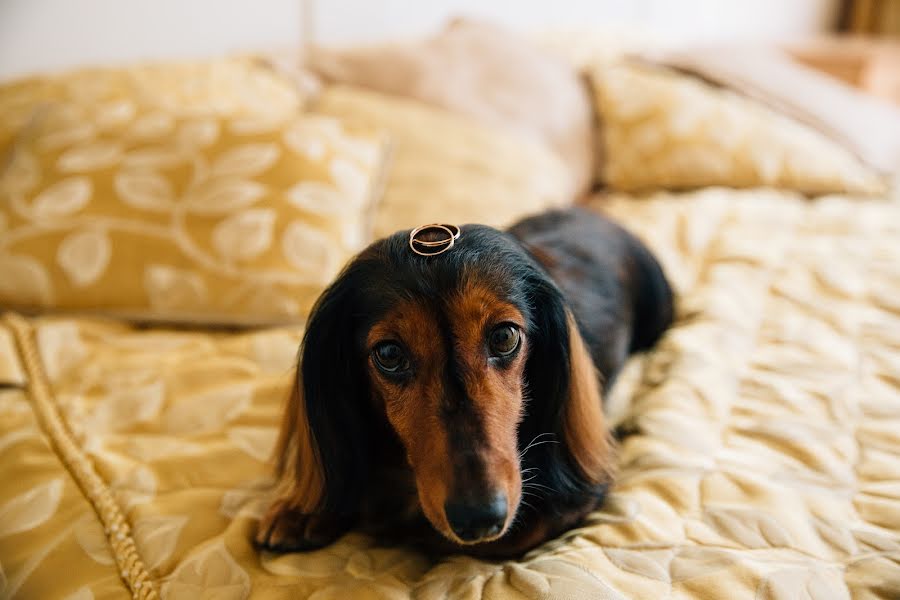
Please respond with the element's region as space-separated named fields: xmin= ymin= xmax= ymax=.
xmin=508 ymin=208 xmax=674 ymax=386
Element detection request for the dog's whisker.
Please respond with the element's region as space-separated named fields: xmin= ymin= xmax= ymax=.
xmin=508 ymin=511 xmax=527 ymax=534
xmin=520 ymin=467 xmax=540 ymax=480
xmin=526 ymin=439 xmax=560 ymax=450
xmin=518 ymin=433 xmax=559 ymax=458
xmin=524 ymin=481 xmax=555 ymax=491
xmin=520 ymin=432 xmax=554 ymax=450
xmin=520 ymin=489 xmax=545 ymax=502
xmin=518 ymin=439 xmax=560 ymax=459
xmin=521 ymin=492 xmax=547 ymax=502
xmin=522 ymin=432 xmax=555 ymax=448
xmin=510 ymin=500 xmax=536 ymax=516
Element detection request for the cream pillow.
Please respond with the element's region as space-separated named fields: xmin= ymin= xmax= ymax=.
xmin=312 ymin=85 xmax=572 ymax=238
xmin=591 ymin=61 xmax=886 ymax=195
xmin=0 ymin=74 xmax=388 ymax=325
xmin=308 ymin=18 xmax=595 ymax=198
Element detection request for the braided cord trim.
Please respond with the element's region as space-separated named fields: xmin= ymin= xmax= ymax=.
xmin=5 ymin=313 xmax=159 ymax=600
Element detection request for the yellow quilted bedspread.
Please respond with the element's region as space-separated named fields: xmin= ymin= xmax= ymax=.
xmin=1 ymin=188 xmax=899 ymax=599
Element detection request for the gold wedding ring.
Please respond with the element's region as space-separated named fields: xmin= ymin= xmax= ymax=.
xmin=409 ymin=224 xmax=461 ymax=256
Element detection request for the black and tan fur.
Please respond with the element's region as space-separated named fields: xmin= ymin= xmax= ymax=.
xmin=256 ymin=207 xmax=674 ymax=558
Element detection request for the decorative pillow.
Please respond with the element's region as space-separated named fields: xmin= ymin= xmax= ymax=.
xmin=311 ymin=85 xmax=572 ymax=238
xmin=0 ymin=91 xmax=388 ymax=325
xmin=0 ymin=57 xmax=307 ymax=156
xmin=652 ymin=47 xmax=900 ymax=175
xmin=307 ymin=18 xmax=595 ymax=198
xmin=590 ymin=61 xmax=886 ymax=195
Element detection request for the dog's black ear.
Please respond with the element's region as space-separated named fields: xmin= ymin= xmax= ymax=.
xmin=300 ymin=263 xmax=375 ymax=515
xmin=269 ymin=261 xmax=373 ymax=517
xmin=257 ymin=261 xmax=375 ymax=550
xmin=519 ymin=270 xmax=613 ymax=498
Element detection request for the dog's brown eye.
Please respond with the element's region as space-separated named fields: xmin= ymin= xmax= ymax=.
xmin=373 ymin=342 xmax=409 ymax=374
xmin=489 ymin=325 xmax=520 ymax=357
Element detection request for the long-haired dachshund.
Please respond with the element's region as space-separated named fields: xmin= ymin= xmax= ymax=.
xmin=255 ymin=207 xmax=673 ymax=558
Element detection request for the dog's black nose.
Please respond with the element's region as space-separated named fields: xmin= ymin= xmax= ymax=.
xmin=444 ymin=493 xmax=508 ymax=542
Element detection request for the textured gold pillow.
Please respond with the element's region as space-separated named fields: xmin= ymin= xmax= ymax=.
xmin=0 ymin=84 xmax=387 ymax=324
xmin=312 ymin=85 xmax=572 ymax=238
xmin=0 ymin=57 xmax=306 ymax=155
xmin=591 ymin=61 xmax=886 ymax=195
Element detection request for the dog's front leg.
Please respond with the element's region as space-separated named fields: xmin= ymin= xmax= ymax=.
xmin=255 ymin=499 xmax=355 ymax=553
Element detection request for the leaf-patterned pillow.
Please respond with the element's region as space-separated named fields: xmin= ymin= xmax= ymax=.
xmin=0 ymin=88 xmax=388 ymax=325
xmin=0 ymin=57 xmax=306 ymax=155
xmin=590 ymin=61 xmax=886 ymax=195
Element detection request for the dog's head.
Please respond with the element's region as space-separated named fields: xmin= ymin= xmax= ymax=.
xmin=274 ymin=225 xmax=612 ymax=546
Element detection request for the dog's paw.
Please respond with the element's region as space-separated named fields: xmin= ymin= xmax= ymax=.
xmin=255 ymin=502 xmax=350 ymax=552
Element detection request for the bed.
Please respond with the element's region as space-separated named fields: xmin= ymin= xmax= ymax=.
xmin=1 ymin=22 xmax=899 ymax=600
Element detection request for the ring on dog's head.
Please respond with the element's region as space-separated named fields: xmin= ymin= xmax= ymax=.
xmin=409 ymin=224 xmax=460 ymax=256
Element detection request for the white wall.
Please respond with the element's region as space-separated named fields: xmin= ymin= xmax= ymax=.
xmin=0 ymin=0 xmax=304 ymax=80
xmin=313 ymin=0 xmax=841 ymax=45
xmin=0 ymin=0 xmax=840 ymax=81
